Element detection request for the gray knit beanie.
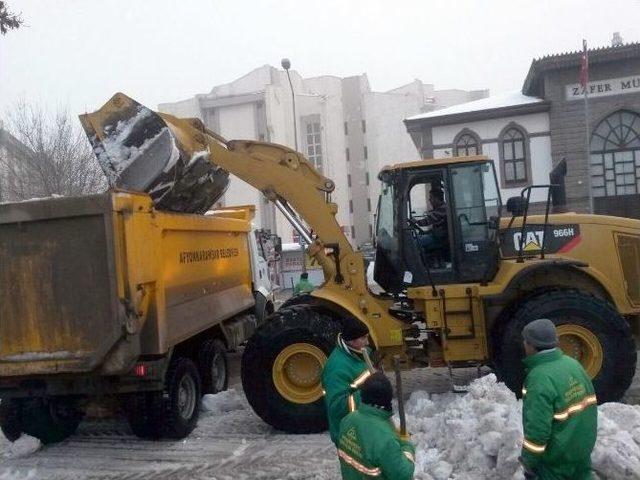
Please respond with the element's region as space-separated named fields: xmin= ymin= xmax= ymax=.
xmin=522 ymin=318 xmax=558 ymax=349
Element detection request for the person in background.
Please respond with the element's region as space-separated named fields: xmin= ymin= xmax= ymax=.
xmin=519 ymin=318 xmax=597 ymax=480
xmin=293 ymin=272 xmax=315 ymax=295
xmin=337 ymin=372 xmax=415 ymax=480
xmin=321 ymin=320 xmax=372 ymax=446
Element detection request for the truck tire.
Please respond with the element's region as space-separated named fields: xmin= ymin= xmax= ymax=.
xmin=241 ymin=306 xmax=339 ymax=433
xmin=163 ymin=357 xmax=201 ymax=439
xmin=199 ymin=338 xmax=229 ymax=395
xmin=124 ymin=357 xmax=201 ymax=440
xmin=0 ymin=400 xmax=23 ymax=441
xmin=2 ymin=397 xmax=84 ymax=444
xmin=124 ymin=391 xmax=164 ymax=439
xmin=494 ymin=290 xmax=637 ymax=403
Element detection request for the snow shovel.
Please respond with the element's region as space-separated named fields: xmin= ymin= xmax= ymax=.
xmin=393 ymin=355 xmax=408 ymax=439
xmin=79 ymin=92 xmax=229 ymax=214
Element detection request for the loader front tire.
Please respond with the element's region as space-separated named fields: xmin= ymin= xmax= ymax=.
xmin=241 ymin=306 xmax=339 ymax=433
xmin=494 ymin=290 xmax=637 ymax=403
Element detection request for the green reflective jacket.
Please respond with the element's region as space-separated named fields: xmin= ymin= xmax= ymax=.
xmin=293 ymin=278 xmax=315 ymax=295
xmin=321 ymin=338 xmax=370 ymax=445
xmin=337 ymin=404 xmax=415 ymax=480
xmin=521 ymin=349 xmax=598 ymax=480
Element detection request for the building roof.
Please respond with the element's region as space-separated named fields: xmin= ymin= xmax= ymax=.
xmin=404 ymin=90 xmax=549 ymax=129
xmin=380 ymin=155 xmax=491 ymax=173
xmin=523 ymin=42 xmax=640 ymax=96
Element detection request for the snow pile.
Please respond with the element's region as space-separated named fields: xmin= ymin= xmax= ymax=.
xmin=406 ymin=374 xmax=523 ymax=479
xmin=0 ymin=470 xmax=37 ymax=480
xmin=5 ymin=435 xmax=41 ymax=459
xmin=405 ymin=374 xmax=640 ymax=480
xmin=592 ymin=403 xmax=640 ymax=479
xmin=201 ymin=388 xmax=248 ymax=416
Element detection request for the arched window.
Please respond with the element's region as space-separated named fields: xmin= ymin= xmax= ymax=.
xmin=501 ymin=127 xmax=528 ymax=185
xmin=454 ymin=132 xmax=480 ymax=156
xmin=590 ymin=110 xmax=640 ymax=197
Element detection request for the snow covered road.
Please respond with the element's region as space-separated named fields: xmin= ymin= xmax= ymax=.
xmin=0 ymin=355 xmax=638 ymax=480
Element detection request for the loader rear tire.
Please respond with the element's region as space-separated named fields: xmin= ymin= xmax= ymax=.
xmin=242 ymin=306 xmax=339 ymax=433
xmin=494 ymin=290 xmax=637 ymax=403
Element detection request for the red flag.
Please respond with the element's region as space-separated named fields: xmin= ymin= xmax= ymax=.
xmin=579 ymin=39 xmax=589 ymax=90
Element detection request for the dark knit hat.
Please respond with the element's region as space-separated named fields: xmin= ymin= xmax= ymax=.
xmin=361 ymin=372 xmax=393 ymax=412
xmin=522 ymin=318 xmax=558 ymax=349
xmin=342 ymin=320 xmax=369 ymax=342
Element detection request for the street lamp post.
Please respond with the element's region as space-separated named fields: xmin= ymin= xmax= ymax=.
xmin=281 ymin=58 xmax=307 ymax=275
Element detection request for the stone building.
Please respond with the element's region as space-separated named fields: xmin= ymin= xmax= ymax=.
xmin=159 ymin=66 xmax=487 ymax=246
xmin=405 ymin=40 xmax=640 ymax=218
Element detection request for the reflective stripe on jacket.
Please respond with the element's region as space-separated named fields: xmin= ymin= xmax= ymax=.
xmin=337 ymin=403 xmax=415 ymax=480
xmin=321 ymin=336 xmax=371 ymax=445
xmin=521 ymin=348 xmax=598 ymax=480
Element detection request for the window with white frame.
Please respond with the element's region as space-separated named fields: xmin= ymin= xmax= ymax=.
xmin=304 ymin=119 xmax=323 ymax=172
xmin=590 ymin=110 xmax=640 ymax=197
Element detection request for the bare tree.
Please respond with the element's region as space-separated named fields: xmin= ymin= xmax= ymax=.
xmin=0 ymin=1 xmax=23 ymax=35
xmin=0 ymin=101 xmax=106 ymax=201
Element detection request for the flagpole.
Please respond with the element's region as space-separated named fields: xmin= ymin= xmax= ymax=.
xmin=582 ymin=39 xmax=594 ymax=214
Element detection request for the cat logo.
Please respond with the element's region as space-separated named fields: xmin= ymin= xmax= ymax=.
xmin=513 ymin=230 xmax=545 ymax=252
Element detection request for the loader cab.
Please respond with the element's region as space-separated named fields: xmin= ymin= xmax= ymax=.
xmin=374 ymin=156 xmax=502 ymax=293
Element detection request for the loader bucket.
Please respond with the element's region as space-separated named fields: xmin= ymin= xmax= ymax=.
xmin=79 ymin=93 xmax=229 ymax=214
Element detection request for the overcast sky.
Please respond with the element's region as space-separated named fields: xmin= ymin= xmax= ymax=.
xmin=1 ymin=0 xmax=639 ymax=117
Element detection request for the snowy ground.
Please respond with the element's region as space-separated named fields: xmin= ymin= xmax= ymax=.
xmin=0 ymin=355 xmax=638 ymax=480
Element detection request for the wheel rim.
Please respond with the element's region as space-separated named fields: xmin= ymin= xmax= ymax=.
xmin=272 ymin=343 xmax=327 ymax=404
xmin=556 ymin=324 xmax=604 ymax=378
xmin=177 ymin=374 xmax=197 ymax=421
xmin=211 ymin=352 xmax=226 ymax=392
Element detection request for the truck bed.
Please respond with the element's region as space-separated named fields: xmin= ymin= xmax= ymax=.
xmin=0 ymin=194 xmax=121 ymax=376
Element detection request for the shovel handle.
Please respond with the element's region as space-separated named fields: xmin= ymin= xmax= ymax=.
xmin=393 ymin=355 xmax=407 ymax=436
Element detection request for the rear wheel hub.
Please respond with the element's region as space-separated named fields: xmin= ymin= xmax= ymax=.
xmin=556 ymin=324 xmax=603 ymax=378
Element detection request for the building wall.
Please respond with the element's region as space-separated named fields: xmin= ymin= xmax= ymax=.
xmin=543 ymin=58 xmax=640 ymax=215
xmin=431 ymin=112 xmax=552 ymax=203
xmin=159 ymin=66 xmax=489 ymax=247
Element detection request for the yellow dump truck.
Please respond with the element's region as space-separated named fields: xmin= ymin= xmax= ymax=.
xmin=0 ymin=190 xmax=275 ymax=443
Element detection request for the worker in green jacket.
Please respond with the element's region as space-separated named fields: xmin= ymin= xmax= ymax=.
xmin=293 ymin=272 xmax=315 ymax=295
xmin=337 ymin=372 xmax=415 ymax=480
xmin=322 ymin=320 xmax=372 ymax=446
xmin=520 ymin=318 xmax=598 ymax=480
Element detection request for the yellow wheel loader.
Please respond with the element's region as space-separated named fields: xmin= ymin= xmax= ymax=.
xmin=80 ymin=93 xmax=638 ymax=434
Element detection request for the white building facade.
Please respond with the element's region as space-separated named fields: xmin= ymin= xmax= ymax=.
xmin=405 ymin=91 xmax=553 ymax=205
xmin=160 ymin=66 xmax=488 ymax=246
xmin=405 ymin=41 xmax=640 ymax=218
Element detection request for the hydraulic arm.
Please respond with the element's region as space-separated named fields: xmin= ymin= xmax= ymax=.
xmin=80 ymin=93 xmax=373 ymax=306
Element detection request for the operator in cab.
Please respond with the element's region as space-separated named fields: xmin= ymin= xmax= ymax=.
xmin=417 ymin=186 xmax=448 ymax=255
xmin=520 ymin=319 xmax=597 ymax=480
xmin=321 ymin=320 xmax=373 ymax=446
xmin=337 ymin=373 xmax=415 ymax=480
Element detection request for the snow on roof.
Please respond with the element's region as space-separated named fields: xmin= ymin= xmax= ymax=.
xmin=405 ymin=90 xmax=544 ymax=121
xmin=281 ymin=242 xmax=302 ymax=252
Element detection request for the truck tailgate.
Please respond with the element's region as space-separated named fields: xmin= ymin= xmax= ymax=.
xmin=0 ymin=194 xmax=121 ymax=376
